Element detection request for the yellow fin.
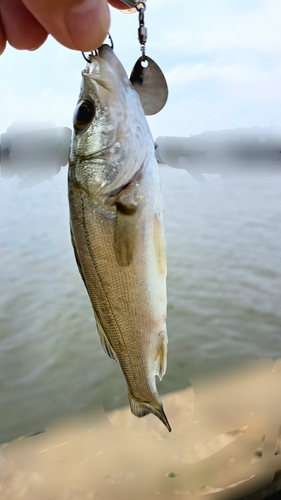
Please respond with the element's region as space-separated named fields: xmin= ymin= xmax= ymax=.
xmin=93 ymin=311 xmax=118 ymax=361
xmin=153 ymin=214 xmax=166 ymax=275
xmin=156 ymin=331 xmax=167 ymax=380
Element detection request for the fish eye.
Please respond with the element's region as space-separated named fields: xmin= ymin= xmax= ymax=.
xmin=74 ymin=100 xmax=95 ymax=131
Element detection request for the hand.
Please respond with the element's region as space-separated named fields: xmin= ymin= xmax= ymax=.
xmin=0 ymin=0 xmax=126 ymax=54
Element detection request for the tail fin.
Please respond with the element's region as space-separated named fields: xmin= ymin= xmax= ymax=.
xmin=128 ymin=394 xmax=172 ymax=432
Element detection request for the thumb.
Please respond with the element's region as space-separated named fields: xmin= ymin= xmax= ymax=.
xmin=22 ymin=0 xmax=110 ymax=51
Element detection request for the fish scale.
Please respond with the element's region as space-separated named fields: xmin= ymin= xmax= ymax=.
xmin=68 ymin=44 xmax=171 ymax=432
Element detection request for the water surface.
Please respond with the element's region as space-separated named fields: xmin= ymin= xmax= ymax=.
xmin=0 ymin=167 xmax=280 ymax=442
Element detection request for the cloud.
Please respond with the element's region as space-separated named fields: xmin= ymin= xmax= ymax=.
xmin=150 ymin=0 xmax=281 ymax=57
xmin=139 ymin=0 xmax=281 ymax=134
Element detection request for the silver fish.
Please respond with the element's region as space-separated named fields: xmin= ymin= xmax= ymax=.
xmin=68 ymin=45 xmax=171 ymax=432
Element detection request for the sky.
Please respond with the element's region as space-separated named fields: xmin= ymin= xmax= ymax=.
xmin=1 ymin=0 xmax=281 ymax=140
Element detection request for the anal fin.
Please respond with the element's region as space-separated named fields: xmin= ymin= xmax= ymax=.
xmin=153 ymin=214 xmax=166 ymax=276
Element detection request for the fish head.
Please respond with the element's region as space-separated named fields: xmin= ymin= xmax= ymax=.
xmin=69 ymin=45 xmax=152 ymax=200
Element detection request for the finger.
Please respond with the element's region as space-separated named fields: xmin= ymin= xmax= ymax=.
xmin=0 ymin=18 xmax=6 ymax=54
xmin=23 ymin=0 xmax=110 ymax=51
xmin=0 ymin=0 xmax=48 ymax=50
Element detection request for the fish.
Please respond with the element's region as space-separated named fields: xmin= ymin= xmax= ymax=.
xmin=68 ymin=44 xmax=171 ymax=432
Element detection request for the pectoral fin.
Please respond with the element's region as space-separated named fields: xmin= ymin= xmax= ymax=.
xmin=93 ymin=310 xmax=118 ymax=362
xmin=114 ymin=189 xmax=138 ymax=267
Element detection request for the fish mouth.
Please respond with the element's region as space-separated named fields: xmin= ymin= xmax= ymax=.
xmin=97 ymin=44 xmax=115 ymax=63
xmin=85 ymin=44 xmax=118 ymax=71
xmin=83 ymin=45 xmax=119 ymax=93
xmin=94 ymin=44 xmax=128 ymax=88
